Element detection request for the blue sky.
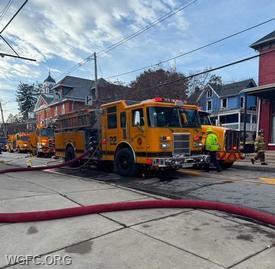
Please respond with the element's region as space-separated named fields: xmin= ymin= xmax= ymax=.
xmin=0 ymin=0 xmax=274 ymax=119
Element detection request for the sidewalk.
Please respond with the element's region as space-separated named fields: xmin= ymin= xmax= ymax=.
xmin=234 ymin=161 xmax=275 ymax=172
xmin=0 ymin=163 xmax=274 ymax=268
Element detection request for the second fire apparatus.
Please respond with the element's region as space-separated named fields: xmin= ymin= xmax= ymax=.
xmin=198 ymin=110 xmax=244 ymax=168
xmin=55 ymin=98 xmax=208 ymax=176
xmin=29 ymin=126 xmax=55 ymax=157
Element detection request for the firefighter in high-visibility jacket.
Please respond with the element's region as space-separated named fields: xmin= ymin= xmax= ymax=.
xmin=204 ymin=127 xmax=222 ymax=172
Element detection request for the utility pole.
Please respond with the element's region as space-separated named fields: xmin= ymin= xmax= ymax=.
xmin=93 ymin=52 xmax=98 ymax=100
xmin=0 ymin=101 xmax=6 ymax=137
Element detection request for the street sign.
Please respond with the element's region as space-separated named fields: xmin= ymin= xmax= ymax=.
xmin=85 ymin=96 xmax=93 ymax=105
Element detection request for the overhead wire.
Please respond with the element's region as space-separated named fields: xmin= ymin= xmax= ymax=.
xmin=105 ymin=17 xmax=275 ymax=80
xmin=58 ymin=0 xmax=198 ymax=79
xmin=124 ymin=49 xmax=275 ymax=94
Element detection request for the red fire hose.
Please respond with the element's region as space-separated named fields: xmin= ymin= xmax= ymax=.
xmin=0 ymin=149 xmax=92 ymax=174
xmin=0 ymin=199 xmax=274 ymax=226
xmin=0 ymin=151 xmax=274 ymax=226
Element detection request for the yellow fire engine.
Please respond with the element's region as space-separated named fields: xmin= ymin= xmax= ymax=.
xmin=7 ymin=133 xmax=30 ymax=153
xmin=29 ymin=126 xmax=55 ymax=157
xmin=55 ymin=98 xmax=208 ymax=176
xmin=198 ymin=110 xmax=244 ymax=168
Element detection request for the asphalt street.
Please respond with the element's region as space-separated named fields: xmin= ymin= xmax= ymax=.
xmin=0 ymin=152 xmax=274 ymax=268
xmin=1 ymin=152 xmax=275 ymax=215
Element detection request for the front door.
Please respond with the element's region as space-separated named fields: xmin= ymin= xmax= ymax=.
xmin=130 ymin=108 xmax=146 ymax=156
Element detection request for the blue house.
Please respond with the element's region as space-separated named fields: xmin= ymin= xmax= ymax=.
xmin=188 ymin=79 xmax=257 ymax=133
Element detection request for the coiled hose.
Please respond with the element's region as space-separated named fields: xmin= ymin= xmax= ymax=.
xmin=0 ymin=199 xmax=274 ymax=226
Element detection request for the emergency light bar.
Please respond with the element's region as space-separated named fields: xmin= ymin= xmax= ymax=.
xmin=152 ymin=97 xmax=185 ymax=106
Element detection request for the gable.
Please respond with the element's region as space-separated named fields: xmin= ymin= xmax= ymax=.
xmin=198 ymin=84 xmax=220 ymax=102
xmin=34 ymin=96 xmax=47 ymax=111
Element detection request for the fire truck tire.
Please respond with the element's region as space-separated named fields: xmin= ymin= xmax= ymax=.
xmin=65 ymin=146 xmax=80 ymax=167
xmin=220 ymin=161 xmax=233 ymax=169
xmin=115 ymin=148 xmax=138 ymax=177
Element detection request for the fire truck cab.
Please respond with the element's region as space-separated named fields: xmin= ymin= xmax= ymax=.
xmin=7 ymin=133 xmax=30 ymax=153
xmin=55 ymin=98 xmax=208 ymax=176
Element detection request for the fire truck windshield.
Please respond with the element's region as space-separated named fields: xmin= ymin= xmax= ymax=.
xmin=20 ymin=136 xmax=29 ymax=141
xmin=181 ymin=109 xmax=200 ymax=128
xmin=40 ymin=128 xmax=54 ymax=137
xmin=147 ymin=107 xmax=181 ymax=127
xmin=198 ymin=111 xmax=213 ymax=125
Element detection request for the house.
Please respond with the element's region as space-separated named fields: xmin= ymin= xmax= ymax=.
xmin=188 ymin=79 xmax=257 ymax=132
xmin=34 ymin=75 xmax=131 ymax=126
xmin=242 ymin=30 xmax=275 ymax=150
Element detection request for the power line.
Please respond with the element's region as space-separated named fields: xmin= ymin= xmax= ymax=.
xmin=0 ymin=0 xmax=13 ymax=22
xmin=97 ymin=0 xmax=198 ymax=56
xmin=0 ymin=0 xmax=28 ymax=34
xmin=106 ymin=17 xmax=275 ymax=80
xmin=0 ymin=51 xmax=35 ymax=61
xmin=132 ymin=49 xmax=275 ymax=93
xmin=0 ymin=0 xmax=36 ymax=62
xmin=58 ymin=0 xmax=198 ymax=79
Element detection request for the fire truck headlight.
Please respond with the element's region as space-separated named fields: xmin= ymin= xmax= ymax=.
xmin=41 ymin=142 xmax=46 ymax=146
xmin=194 ymin=142 xmax=202 ymax=148
xmin=160 ymin=142 xmax=169 ymax=149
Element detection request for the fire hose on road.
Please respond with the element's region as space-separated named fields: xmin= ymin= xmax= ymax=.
xmin=0 ymin=199 xmax=275 ymax=226
xmin=0 ymin=150 xmax=274 ymax=226
xmin=0 ymin=149 xmax=92 ymax=174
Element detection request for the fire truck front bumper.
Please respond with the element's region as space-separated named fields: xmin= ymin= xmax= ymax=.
xmin=150 ymin=154 xmax=209 ymax=169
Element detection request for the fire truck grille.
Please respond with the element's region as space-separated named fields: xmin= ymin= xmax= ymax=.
xmin=225 ymin=130 xmax=240 ymax=151
xmin=173 ymin=133 xmax=190 ymax=155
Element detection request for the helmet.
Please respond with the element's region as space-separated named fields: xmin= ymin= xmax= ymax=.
xmin=258 ymin=129 xmax=264 ymax=134
xmin=206 ymin=127 xmax=213 ymax=134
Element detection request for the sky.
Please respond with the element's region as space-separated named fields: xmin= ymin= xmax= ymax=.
xmin=0 ymin=0 xmax=274 ymax=120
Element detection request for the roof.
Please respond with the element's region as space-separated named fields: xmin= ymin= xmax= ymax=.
xmin=53 ymin=76 xmax=94 ymax=99
xmin=250 ymin=30 xmax=275 ymax=50
xmin=242 ymin=83 xmax=275 ymax=101
xmin=41 ymin=94 xmax=54 ymax=104
xmin=209 ymin=79 xmax=256 ymax=97
xmin=44 ymin=73 xmax=56 ymax=83
xmin=188 ymin=88 xmax=203 ymax=104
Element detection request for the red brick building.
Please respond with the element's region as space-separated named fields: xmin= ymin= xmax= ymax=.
xmin=34 ymin=75 xmax=131 ymax=126
xmin=243 ymin=30 xmax=275 ymax=150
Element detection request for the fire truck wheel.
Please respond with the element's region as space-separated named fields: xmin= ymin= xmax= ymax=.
xmin=115 ymin=148 xmax=138 ymax=177
xmin=220 ymin=161 xmax=233 ymax=169
xmin=65 ymin=146 xmax=80 ymax=167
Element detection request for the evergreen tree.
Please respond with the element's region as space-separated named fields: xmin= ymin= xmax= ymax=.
xmin=16 ymin=83 xmax=37 ymax=120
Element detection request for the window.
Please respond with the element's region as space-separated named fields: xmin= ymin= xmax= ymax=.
xmin=62 ymin=104 xmax=65 ymax=114
xmin=107 ymin=106 xmax=117 ymax=129
xmin=206 ymin=100 xmax=212 ymax=112
xmin=181 ymin=109 xmax=200 ymax=128
xmin=241 ymin=114 xmax=251 ymax=123
xmin=221 ymin=98 xmax=227 ymax=109
xmin=91 ymin=88 xmax=96 ymax=100
xmin=147 ymin=107 xmax=181 ymax=127
xmin=55 ymin=106 xmax=58 ymax=116
xmin=240 ymin=96 xmax=245 ymax=108
xmin=207 ymin=89 xmax=212 ymax=98
xmin=220 ymin=114 xmax=238 ymax=124
xmin=252 ymin=115 xmax=257 ymax=124
xmin=132 ymin=109 xmax=144 ymax=126
xmin=120 ymin=112 xmax=126 ymax=128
